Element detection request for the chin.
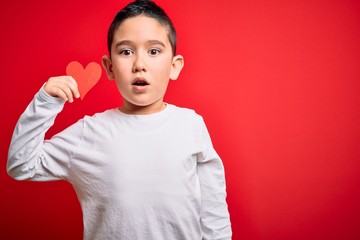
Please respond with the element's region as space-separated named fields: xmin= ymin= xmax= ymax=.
xmin=127 ymin=97 xmax=163 ymax=107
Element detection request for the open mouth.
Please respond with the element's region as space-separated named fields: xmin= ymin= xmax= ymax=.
xmin=132 ymin=78 xmax=149 ymax=86
xmin=133 ymin=81 xmax=149 ymax=86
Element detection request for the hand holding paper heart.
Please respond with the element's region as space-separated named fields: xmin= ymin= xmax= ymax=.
xmin=66 ymin=61 xmax=102 ymax=100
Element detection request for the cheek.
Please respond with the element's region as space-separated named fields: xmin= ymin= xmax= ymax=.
xmin=113 ymin=61 xmax=130 ymax=75
xmin=153 ymin=60 xmax=172 ymax=76
xmin=112 ymin=62 xmax=131 ymax=90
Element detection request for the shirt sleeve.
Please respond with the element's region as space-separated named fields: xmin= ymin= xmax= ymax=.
xmin=7 ymin=87 xmax=83 ymax=181
xmin=196 ymin=116 xmax=232 ymax=240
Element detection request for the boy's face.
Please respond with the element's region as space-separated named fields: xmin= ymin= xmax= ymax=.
xmin=102 ymin=15 xmax=183 ymax=114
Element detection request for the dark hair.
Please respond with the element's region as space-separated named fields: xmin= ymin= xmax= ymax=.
xmin=107 ymin=0 xmax=177 ymax=56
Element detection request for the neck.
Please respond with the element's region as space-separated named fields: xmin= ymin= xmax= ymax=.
xmin=119 ymin=101 xmax=166 ymax=115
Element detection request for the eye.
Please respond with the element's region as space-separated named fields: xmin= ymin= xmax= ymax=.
xmin=148 ymin=48 xmax=161 ymax=56
xmin=119 ymin=49 xmax=133 ymax=56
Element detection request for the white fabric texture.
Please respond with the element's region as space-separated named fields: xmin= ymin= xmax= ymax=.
xmin=7 ymin=87 xmax=232 ymax=240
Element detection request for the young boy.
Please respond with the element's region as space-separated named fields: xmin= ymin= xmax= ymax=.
xmin=7 ymin=0 xmax=232 ymax=239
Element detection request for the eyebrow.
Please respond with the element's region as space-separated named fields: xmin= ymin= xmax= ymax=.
xmin=115 ymin=40 xmax=166 ymax=48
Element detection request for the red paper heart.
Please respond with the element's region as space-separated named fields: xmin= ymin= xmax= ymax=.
xmin=66 ymin=61 xmax=102 ymax=100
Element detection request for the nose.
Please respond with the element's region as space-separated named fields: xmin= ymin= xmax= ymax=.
xmin=132 ymin=55 xmax=147 ymax=73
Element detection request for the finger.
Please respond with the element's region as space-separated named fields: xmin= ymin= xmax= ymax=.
xmin=53 ymin=87 xmax=69 ymax=102
xmin=58 ymin=82 xmax=75 ymax=103
xmin=56 ymin=76 xmax=78 ymax=102
xmin=65 ymin=76 xmax=80 ymax=99
xmin=45 ymin=76 xmax=79 ymax=101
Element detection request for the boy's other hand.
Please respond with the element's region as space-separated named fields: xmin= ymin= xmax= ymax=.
xmin=44 ymin=76 xmax=80 ymax=103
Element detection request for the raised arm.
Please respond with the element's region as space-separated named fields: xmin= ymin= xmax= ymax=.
xmin=7 ymin=77 xmax=80 ymax=181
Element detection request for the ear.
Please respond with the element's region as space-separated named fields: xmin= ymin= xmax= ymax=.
xmin=169 ymin=55 xmax=184 ymax=80
xmin=102 ymin=55 xmax=115 ymax=80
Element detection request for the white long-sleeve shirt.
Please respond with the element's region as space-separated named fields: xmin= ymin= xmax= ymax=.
xmin=7 ymin=87 xmax=232 ymax=240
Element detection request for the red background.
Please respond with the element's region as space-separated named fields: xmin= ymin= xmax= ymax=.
xmin=1 ymin=0 xmax=360 ymax=239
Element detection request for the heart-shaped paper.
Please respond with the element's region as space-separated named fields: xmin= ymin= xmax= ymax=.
xmin=66 ymin=61 xmax=102 ymax=100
